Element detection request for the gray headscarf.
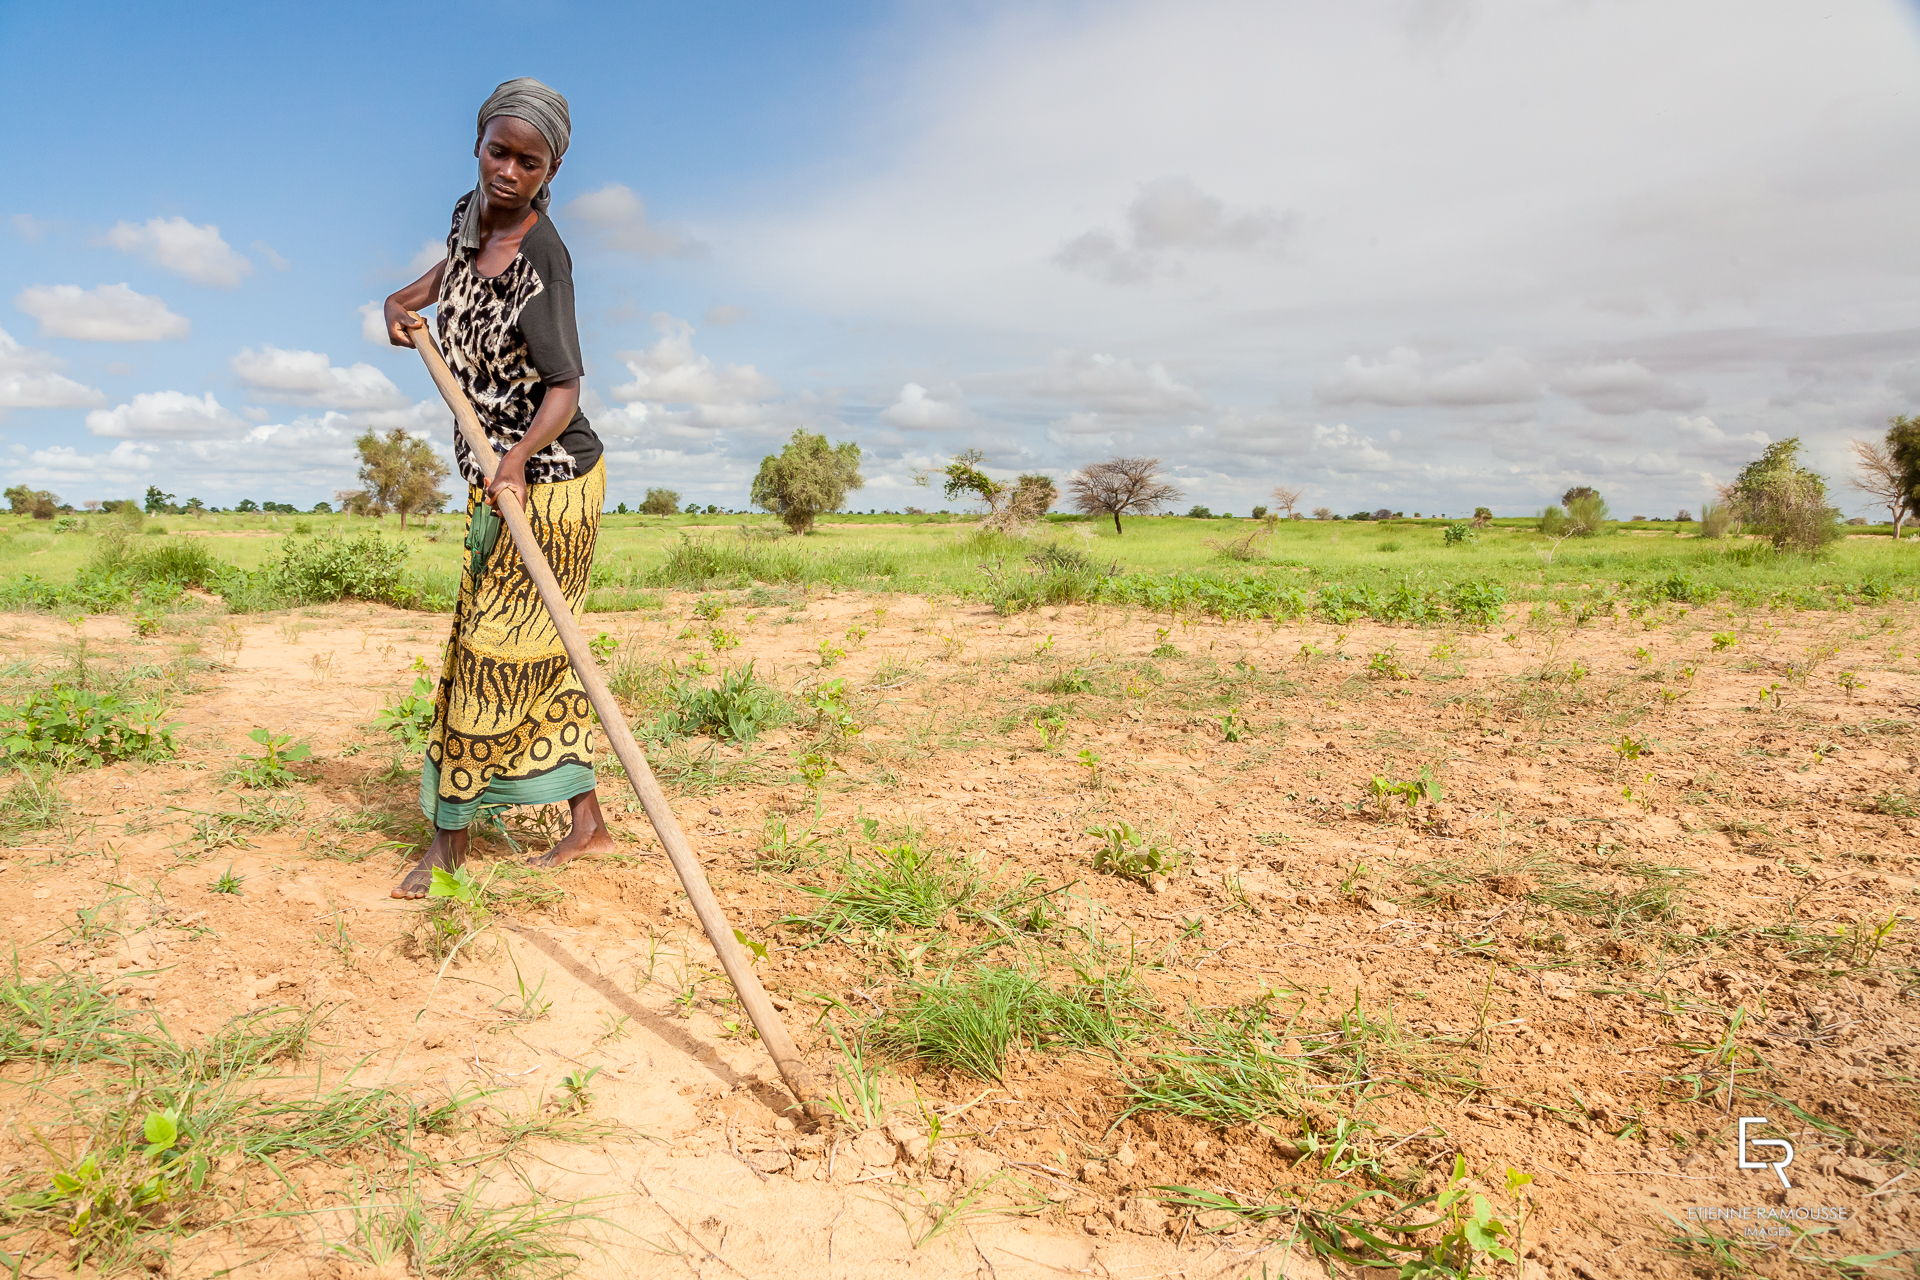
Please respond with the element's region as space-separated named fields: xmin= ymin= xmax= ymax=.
xmin=456 ymin=77 xmax=571 ymax=250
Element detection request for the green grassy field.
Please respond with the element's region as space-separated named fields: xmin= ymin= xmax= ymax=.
xmin=1 ymin=509 xmax=1913 ymax=621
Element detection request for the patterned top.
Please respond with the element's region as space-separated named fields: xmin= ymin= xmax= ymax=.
xmin=436 ymin=192 xmax=602 ymax=487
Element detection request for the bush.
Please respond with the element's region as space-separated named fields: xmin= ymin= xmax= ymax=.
xmin=259 ymin=531 xmax=418 ymax=608
xmin=1727 ymin=437 xmax=1841 ymax=552
xmin=1 ymin=685 xmax=178 ymax=769
xmin=1699 ymin=500 xmax=1735 ymax=539
xmin=640 ymin=488 xmax=681 ymax=516
xmin=651 ymin=663 xmax=791 ymax=743
xmin=1442 ymin=523 xmax=1475 ymax=546
xmin=751 ymin=430 xmax=863 ymax=534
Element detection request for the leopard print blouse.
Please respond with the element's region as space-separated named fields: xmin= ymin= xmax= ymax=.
xmin=435 ymin=193 xmax=601 ymax=487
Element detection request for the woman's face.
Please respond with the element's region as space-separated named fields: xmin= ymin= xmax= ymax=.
xmin=475 ymin=116 xmax=559 ymax=213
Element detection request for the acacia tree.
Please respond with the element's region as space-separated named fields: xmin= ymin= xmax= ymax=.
xmin=1852 ymin=437 xmax=1909 ymax=539
xmin=1069 ymin=457 xmax=1182 ymax=534
xmin=1270 ymin=485 xmax=1304 ymax=520
xmin=4 ymin=485 xmax=59 ymax=519
xmin=941 ymin=450 xmax=1056 ymax=531
xmin=751 ymin=429 xmax=863 ymax=533
xmin=1880 ymin=415 xmax=1920 ymax=540
xmin=640 ymin=487 xmax=681 ymax=515
xmin=1727 ymin=437 xmax=1840 ymax=552
xmin=351 ymin=428 xmax=450 ymax=528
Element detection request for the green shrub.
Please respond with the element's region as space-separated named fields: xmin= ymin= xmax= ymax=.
xmin=0 ymin=685 xmax=178 ymax=769
xmin=259 ymin=532 xmax=418 ymax=607
xmin=651 ymin=663 xmax=791 ymax=743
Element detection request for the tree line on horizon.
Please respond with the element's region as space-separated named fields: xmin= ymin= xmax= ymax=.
xmin=8 ymin=418 xmax=1918 ymax=542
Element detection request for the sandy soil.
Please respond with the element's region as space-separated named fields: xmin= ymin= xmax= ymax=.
xmin=1 ymin=590 xmax=1915 ymax=1278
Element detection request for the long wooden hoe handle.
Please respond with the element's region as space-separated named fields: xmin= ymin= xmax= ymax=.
xmin=406 ymin=313 xmax=826 ymax=1125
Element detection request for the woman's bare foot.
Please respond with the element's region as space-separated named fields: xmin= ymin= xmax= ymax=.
xmin=529 ymin=788 xmax=616 ymax=868
xmin=392 ymin=827 xmax=468 ymax=899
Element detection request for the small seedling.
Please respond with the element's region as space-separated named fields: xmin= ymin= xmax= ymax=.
xmin=1031 ymin=713 xmax=1066 ymax=752
xmin=707 ymin=627 xmax=740 ymax=652
xmin=1615 ymin=735 xmax=1648 ymax=760
xmin=1836 ymin=669 xmax=1863 ymax=693
xmin=587 ymin=632 xmax=618 ymax=662
xmin=693 ymin=596 xmax=725 ymax=620
xmin=1033 ymin=634 xmax=1055 ymax=655
xmin=210 ymin=865 xmax=244 ymax=895
xmin=1364 ymin=768 xmax=1443 ymax=818
xmin=1075 ymin=747 xmax=1103 ymax=787
xmin=230 ymin=729 xmax=313 ymax=789
xmin=731 ymin=927 xmax=769 ymax=963
xmin=559 ymin=1066 xmax=600 ymax=1112
xmin=816 ymin=640 xmax=846 ymax=668
xmin=1218 ymin=708 xmax=1248 ymax=742
xmin=1711 ymin=631 xmax=1738 ymax=651
xmin=1087 ymin=821 xmax=1178 ymax=883
xmin=374 ymin=676 xmax=436 ymax=752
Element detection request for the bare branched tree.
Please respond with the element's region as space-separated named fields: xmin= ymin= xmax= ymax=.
xmin=1270 ymin=485 xmax=1304 ymax=520
xmin=1853 ymin=436 xmax=1911 ymax=540
xmin=1069 ymin=457 xmax=1183 ymax=534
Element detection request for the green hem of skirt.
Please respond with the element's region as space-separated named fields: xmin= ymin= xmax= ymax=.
xmin=418 ymin=759 xmax=594 ymax=831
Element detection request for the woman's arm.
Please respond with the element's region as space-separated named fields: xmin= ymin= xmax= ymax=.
xmin=383 ymin=260 xmax=448 ymax=347
xmin=484 ymin=378 xmax=579 ymax=510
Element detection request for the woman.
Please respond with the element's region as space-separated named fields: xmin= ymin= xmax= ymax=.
xmin=383 ymin=77 xmax=615 ymax=898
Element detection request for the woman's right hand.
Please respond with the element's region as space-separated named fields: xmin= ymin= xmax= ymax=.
xmin=384 ymin=297 xmax=423 ymax=348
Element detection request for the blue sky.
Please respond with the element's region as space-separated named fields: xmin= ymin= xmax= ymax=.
xmin=5 ymin=0 xmax=1920 ymax=517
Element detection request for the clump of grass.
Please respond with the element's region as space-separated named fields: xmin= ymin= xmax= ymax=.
xmin=331 ymin=1179 xmax=603 ymax=1280
xmin=788 ymin=836 xmax=1058 ymax=939
xmin=0 ymin=766 xmax=68 ymax=840
xmin=1125 ymin=996 xmax=1479 ymax=1126
xmin=868 ymin=963 xmax=1149 ymax=1080
xmin=650 ymin=662 xmax=791 ymax=743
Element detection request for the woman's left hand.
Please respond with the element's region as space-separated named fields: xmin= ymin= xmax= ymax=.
xmin=486 ymin=458 xmax=529 ymax=511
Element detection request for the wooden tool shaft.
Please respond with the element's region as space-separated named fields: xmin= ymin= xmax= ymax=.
xmin=406 ymin=313 xmax=823 ymax=1121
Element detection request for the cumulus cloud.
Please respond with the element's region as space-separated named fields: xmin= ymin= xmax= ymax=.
xmin=1310 ymin=421 xmax=1394 ymax=471
xmin=230 ymin=345 xmax=407 ymax=410
xmin=1549 ymin=359 xmax=1706 ymax=415
xmin=1057 ymin=177 xmax=1294 ymax=284
xmin=1317 ymin=347 xmax=1539 ymax=407
xmin=359 ymin=302 xmax=390 ymax=345
xmin=564 ymin=184 xmax=706 ymax=258
xmin=880 ymin=382 xmax=970 ymax=431
xmin=15 ymin=283 xmax=189 ymax=342
xmin=86 ymin=390 xmax=246 ymax=440
xmin=612 ymin=315 xmax=777 ymax=409
xmin=103 ymin=216 xmax=252 ymax=287
xmin=10 ymin=441 xmax=157 ymax=492
xmin=0 ymin=328 xmax=105 ymax=413
xmin=1014 ymin=351 xmax=1207 ymax=417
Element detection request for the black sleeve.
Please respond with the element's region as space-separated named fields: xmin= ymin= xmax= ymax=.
xmin=519 ymin=228 xmax=585 ymax=385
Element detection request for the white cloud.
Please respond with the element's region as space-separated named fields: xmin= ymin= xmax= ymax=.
xmin=1057 ymin=176 xmax=1294 ymax=283
xmin=704 ymin=304 xmax=751 ymax=327
xmin=408 ymin=239 xmax=445 ymax=274
xmin=359 ymin=302 xmax=390 ymax=345
xmin=10 ymin=441 xmax=157 ymax=494
xmin=1013 ymin=351 xmax=1206 ymax=417
xmin=0 ymin=328 xmax=105 ymax=413
xmin=612 ymin=315 xmax=777 ymax=407
xmin=9 ymin=214 xmax=53 ymax=242
xmin=15 ymin=283 xmax=189 ymax=342
xmin=564 ymin=184 xmax=706 ymax=258
xmin=1310 ymin=421 xmax=1394 ymax=471
xmin=1550 ymin=359 xmax=1705 ymax=415
xmin=252 ymin=241 xmax=290 ymax=271
xmin=103 ymin=216 xmax=252 ymax=287
xmin=880 ymin=382 xmax=970 ymax=431
xmin=1318 ymin=347 xmax=1539 ymax=407
xmin=86 ymin=390 xmax=246 ymax=440
xmin=230 ymin=345 xmax=407 ymax=410
xmin=1670 ymin=413 xmax=1768 ymax=448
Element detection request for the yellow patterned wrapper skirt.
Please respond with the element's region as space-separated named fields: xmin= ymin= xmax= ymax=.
xmin=420 ymin=460 xmax=604 ymax=829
